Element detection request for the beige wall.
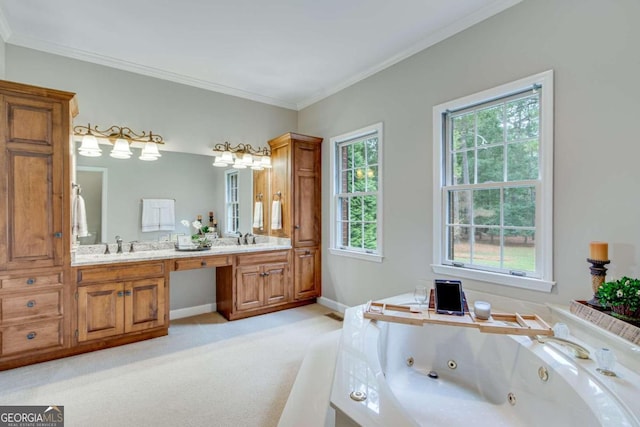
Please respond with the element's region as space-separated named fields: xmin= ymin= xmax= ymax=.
xmin=0 ymin=37 xmax=5 ymax=78
xmin=299 ymin=0 xmax=640 ymax=307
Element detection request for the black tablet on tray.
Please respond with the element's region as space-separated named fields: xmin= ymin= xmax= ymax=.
xmin=434 ymin=279 xmax=465 ymax=316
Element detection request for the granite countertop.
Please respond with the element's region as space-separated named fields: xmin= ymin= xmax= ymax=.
xmin=72 ymin=237 xmax=292 ymax=266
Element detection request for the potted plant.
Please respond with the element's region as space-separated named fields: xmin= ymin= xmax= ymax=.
xmin=597 ymin=276 xmax=640 ymax=324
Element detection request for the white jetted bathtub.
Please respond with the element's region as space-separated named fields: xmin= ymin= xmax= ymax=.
xmin=331 ymin=296 xmax=640 ymax=426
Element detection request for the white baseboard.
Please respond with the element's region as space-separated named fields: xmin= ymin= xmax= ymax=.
xmin=170 ymin=303 xmax=217 ymax=320
xmin=317 ymin=296 xmax=350 ymax=314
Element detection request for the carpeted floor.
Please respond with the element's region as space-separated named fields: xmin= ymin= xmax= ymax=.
xmin=0 ymin=304 xmax=343 ymax=427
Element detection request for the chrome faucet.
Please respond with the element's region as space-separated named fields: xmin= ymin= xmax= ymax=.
xmin=243 ymin=233 xmax=252 ymax=245
xmin=116 ymin=235 xmax=123 ymax=254
xmin=536 ymin=335 xmax=590 ymax=359
xmin=129 ymin=241 xmax=137 ymax=253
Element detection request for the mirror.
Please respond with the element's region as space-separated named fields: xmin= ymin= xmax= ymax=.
xmin=75 ymin=166 xmax=108 ymax=245
xmin=74 ymin=143 xmax=254 ymax=244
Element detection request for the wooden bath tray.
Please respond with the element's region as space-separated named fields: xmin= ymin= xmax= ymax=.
xmin=364 ymin=299 xmax=553 ymax=336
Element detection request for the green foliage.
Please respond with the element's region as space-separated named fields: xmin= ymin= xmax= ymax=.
xmin=339 ymin=137 xmax=379 ymax=251
xmin=448 ymin=93 xmax=539 ymax=268
xmin=597 ymin=277 xmax=640 ymax=311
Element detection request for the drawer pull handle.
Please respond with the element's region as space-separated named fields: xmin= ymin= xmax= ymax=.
xmin=117 ymin=291 xmax=124 ymax=297
xmin=264 ymin=272 xmax=270 ymax=277
xmin=26 ymin=300 xmax=36 ymax=308
xmin=54 ymin=232 xmax=63 ymax=238
xmin=26 ymin=278 xmax=35 ymax=285
xmin=201 ymin=261 xmax=207 ymax=267
xmin=125 ymin=290 xmax=132 ymax=296
xmin=27 ymin=332 xmax=37 ymax=340
xmin=305 ymin=250 xmax=311 ymax=255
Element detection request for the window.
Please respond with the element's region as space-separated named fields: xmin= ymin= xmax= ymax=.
xmin=330 ymin=122 xmax=383 ymax=262
xmin=225 ymin=170 xmax=239 ymax=234
xmin=432 ymin=71 xmax=554 ymax=291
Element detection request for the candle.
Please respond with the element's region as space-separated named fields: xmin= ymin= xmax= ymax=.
xmin=473 ymin=301 xmax=491 ymax=320
xmin=589 ymin=241 xmax=608 ymax=261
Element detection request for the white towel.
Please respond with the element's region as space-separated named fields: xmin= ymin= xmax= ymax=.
xmin=271 ymin=200 xmax=282 ymax=230
xmin=72 ymin=194 xmax=89 ymax=237
xmin=253 ymin=201 xmax=263 ymax=229
xmin=142 ymin=199 xmax=175 ymax=232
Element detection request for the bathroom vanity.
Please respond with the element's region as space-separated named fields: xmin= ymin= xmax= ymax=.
xmin=0 ymin=79 xmax=323 ymax=370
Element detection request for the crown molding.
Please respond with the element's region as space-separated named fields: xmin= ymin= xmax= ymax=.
xmin=6 ymin=33 xmax=299 ymax=110
xmin=296 ymin=0 xmax=522 ymax=110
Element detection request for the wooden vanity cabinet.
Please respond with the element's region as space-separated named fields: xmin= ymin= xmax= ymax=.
xmin=217 ymin=250 xmax=315 ymax=320
xmin=75 ymin=261 xmax=168 ymax=343
xmin=0 ymin=80 xmax=77 ymax=369
xmin=268 ymin=133 xmax=323 ymax=301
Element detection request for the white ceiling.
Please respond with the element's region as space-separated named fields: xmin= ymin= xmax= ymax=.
xmin=0 ymin=0 xmax=520 ymax=110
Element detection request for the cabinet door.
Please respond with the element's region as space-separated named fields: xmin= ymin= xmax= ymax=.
xmin=263 ymin=262 xmax=289 ymax=306
xmin=0 ymin=95 xmax=64 ymax=270
xmin=294 ymin=247 xmax=321 ymax=300
xmin=236 ymin=265 xmax=263 ymax=311
xmin=77 ymin=283 xmax=125 ymax=342
xmin=124 ymin=278 xmax=166 ymax=333
xmin=293 ymin=142 xmax=321 ymax=247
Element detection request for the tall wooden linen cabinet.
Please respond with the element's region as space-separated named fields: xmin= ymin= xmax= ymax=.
xmin=0 ymin=80 xmax=77 ymax=367
xmin=266 ymin=133 xmax=322 ymax=301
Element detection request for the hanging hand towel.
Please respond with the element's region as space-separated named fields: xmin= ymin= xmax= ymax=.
xmin=72 ymin=193 xmax=89 ymax=237
xmin=271 ymin=200 xmax=282 ymax=230
xmin=253 ymin=201 xmax=263 ymax=229
xmin=158 ymin=200 xmax=176 ymax=231
xmin=142 ymin=199 xmax=175 ymax=232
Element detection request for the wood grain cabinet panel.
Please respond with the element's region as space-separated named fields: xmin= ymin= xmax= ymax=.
xmin=77 ymin=283 xmax=125 ymax=342
xmin=77 ymin=275 xmax=166 ymax=343
xmin=1 ymin=319 xmax=63 ymax=356
xmin=0 ymin=92 xmax=71 ymax=271
xmin=293 ymin=247 xmax=320 ymax=300
xmin=1 ymin=289 xmax=62 ymax=322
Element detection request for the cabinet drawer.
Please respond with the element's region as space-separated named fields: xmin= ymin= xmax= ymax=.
xmin=77 ymin=262 xmax=165 ymax=284
xmin=236 ymin=251 xmax=290 ymax=266
xmin=2 ymin=318 xmax=63 ymax=355
xmin=0 ymin=272 xmax=63 ymax=289
xmin=174 ymin=255 xmax=232 ymax=271
xmin=1 ymin=290 xmax=62 ymax=322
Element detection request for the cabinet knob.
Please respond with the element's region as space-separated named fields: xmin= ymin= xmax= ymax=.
xmin=26 ymin=332 xmax=37 ymax=340
xmin=54 ymin=232 xmax=63 ymax=238
xmin=26 ymin=300 xmax=36 ymax=308
xmin=26 ymin=278 xmax=35 ymax=285
xmin=117 ymin=291 xmax=124 ymax=297
xmin=201 ymin=261 xmax=207 ymax=267
xmin=125 ymin=290 xmax=132 ymax=296
xmin=294 ymin=225 xmax=300 ymax=229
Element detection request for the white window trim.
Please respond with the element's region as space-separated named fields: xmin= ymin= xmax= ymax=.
xmin=329 ymin=122 xmax=384 ymax=263
xmin=225 ymin=169 xmax=239 ymax=234
xmin=432 ymin=70 xmax=555 ymax=292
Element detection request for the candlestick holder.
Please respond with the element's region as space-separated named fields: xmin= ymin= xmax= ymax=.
xmin=587 ymin=258 xmax=610 ymax=309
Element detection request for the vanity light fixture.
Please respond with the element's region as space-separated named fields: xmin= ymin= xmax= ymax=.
xmin=212 ymin=141 xmax=272 ymax=170
xmin=73 ymin=124 xmax=165 ymax=161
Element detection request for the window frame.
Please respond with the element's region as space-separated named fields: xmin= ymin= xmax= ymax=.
xmin=432 ymin=70 xmax=555 ymax=292
xmin=225 ymin=169 xmax=239 ymax=234
xmin=329 ymin=122 xmax=384 ymax=263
